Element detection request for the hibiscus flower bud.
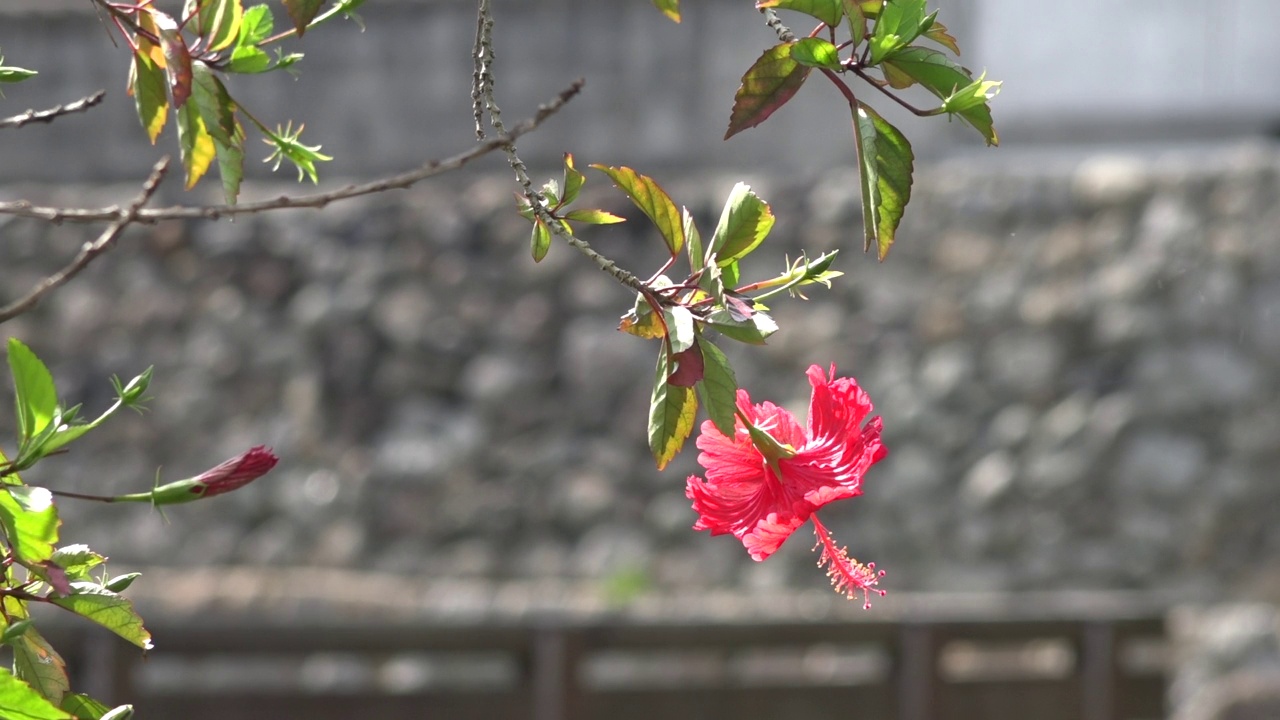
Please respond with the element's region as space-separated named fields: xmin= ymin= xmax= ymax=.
xmin=112 ymin=446 xmax=279 ymax=505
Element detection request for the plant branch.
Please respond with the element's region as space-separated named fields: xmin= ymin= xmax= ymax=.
xmin=473 ymin=0 xmax=648 ymax=295
xmin=0 ymin=91 xmax=107 ymax=130
xmin=0 ymin=84 xmax=581 ymax=225
xmin=850 ymin=67 xmax=943 ymax=117
xmin=0 ymin=158 xmax=169 ymax=325
xmin=760 ymin=7 xmax=797 ymax=43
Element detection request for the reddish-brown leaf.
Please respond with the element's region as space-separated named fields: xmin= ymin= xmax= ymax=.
xmin=281 ymin=0 xmax=325 ymax=35
xmin=725 ymin=42 xmax=811 ymax=140
xmin=668 ymin=341 xmax=705 ymax=387
xmin=150 ymin=10 xmax=193 ymax=108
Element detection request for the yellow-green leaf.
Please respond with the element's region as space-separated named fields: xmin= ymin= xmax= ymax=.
xmin=0 ymin=486 xmax=59 ymax=566
xmin=196 ymin=0 xmax=244 ymax=52
xmin=530 ymin=217 xmax=552 ymax=262
xmin=649 ymin=346 xmax=697 ymax=470
xmin=177 ymin=100 xmax=216 ymax=189
xmin=12 ymin=629 xmax=68 ymax=707
xmin=650 ymin=0 xmax=680 ymax=22
xmin=50 ymin=584 xmax=152 ymax=651
xmin=790 ymin=37 xmax=842 ymax=71
xmin=880 ymin=46 xmax=998 ymax=145
xmin=696 ymin=338 xmax=738 ymax=437
xmin=756 ymin=0 xmax=843 ymax=28
xmin=725 ymin=43 xmax=811 ymax=140
xmin=7 ymin=339 xmax=57 ymax=446
xmin=563 ymin=208 xmax=624 ymax=225
xmin=709 ymin=182 xmax=775 ymax=266
xmin=590 ymin=165 xmax=683 ymax=256
xmin=853 ymin=103 xmax=914 ymax=260
xmin=0 ymin=668 xmax=73 ymax=720
xmin=128 ymin=49 xmax=168 ymax=144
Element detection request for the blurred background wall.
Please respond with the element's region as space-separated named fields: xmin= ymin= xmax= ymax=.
xmin=2 ymin=1 xmax=1280 ymax=714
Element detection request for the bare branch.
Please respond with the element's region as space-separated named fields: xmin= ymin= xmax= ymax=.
xmin=760 ymin=8 xmax=797 ymax=43
xmin=0 ymin=91 xmax=107 ymax=130
xmin=0 ymin=158 xmax=170 ymax=325
xmin=0 ymin=82 xmax=582 ymax=225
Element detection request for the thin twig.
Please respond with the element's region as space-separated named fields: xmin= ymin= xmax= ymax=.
xmin=850 ymin=67 xmax=943 ymax=117
xmin=473 ymin=0 xmax=647 ymax=295
xmin=0 ymin=158 xmax=169 ymax=324
xmin=0 ymin=84 xmax=581 ymax=225
xmin=0 ymin=91 xmax=107 ymax=130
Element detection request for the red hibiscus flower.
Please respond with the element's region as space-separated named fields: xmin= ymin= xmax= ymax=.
xmin=685 ymin=365 xmax=888 ymax=606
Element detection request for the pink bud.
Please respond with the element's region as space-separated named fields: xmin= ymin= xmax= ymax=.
xmin=190 ymin=446 xmax=279 ymax=498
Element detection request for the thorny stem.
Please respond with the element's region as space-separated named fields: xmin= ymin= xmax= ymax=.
xmin=473 ymin=0 xmax=649 ymax=296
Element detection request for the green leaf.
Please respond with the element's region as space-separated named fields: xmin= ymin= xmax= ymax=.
xmin=650 ymin=0 xmax=680 ymax=22
xmin=228 ymin=46 xmax=271 ymax=73
xmin=725 ymin=43 xmax=811 ymax=140
xmin=696 ymin=339 xmax=738 ymax=436
xmin=648 ymin=347 xmax=697 ymax=470
xmin=704 ymin=308 xmax=778 ymax=345
xmin=50 ymin=584 xmax=152 ymax=651
xmin=853 ymin=102 xmax=914 ymax=260
xmin=880 ymin=46 xmax=998 ymax=144
xmin=281 ymin=0 xmax=325 ymax=35
xmin=590 ymin=165 xmax=684 ymax=256
xmin=61 ymin=695 xmax=111 ymax=720
xmin=150 ymin=10 xmax=193 ymax=108
xmin=843 ymin=0 xmax=867 ymax=50
xmin=709 ymin=182 xmax=775 ymax=266
xmin=0 ymin=66 xmax=37 ymax=85
xmin=790 ymin=37 xmax=842 ymax=71
xmin=0 ymin=668 xmax=73 ymax=720
xmin=0 ymin=486 xmax=59 ymax=566
xmin=213 ymin=124 xmax=246 ymax=205
xmin=664 ymin=306 xmax=696 ymax=354
xmin=237 ymin=4 xmax=274 ymax=45
xmin=684 ymin=207 xmax=703 ymax=275
xmin=561 ymin=153 xmax=586 ymax=206
xmin=530 ymin=217 xmax=552 ymax=262
xmin=7 ymin=339 xmax=58 ymax=447
xmin=177 ymin=99 xmax=216 ymax=189
xmin=49 ymin=545 xmax=105 ymax=581
xmin=755 ymin=0 xmax=843 ymax=27
xmin=13 ymin=628 xmax=69 ymax=707
xmin=103 ymin=573 xmax=141 ymax=594
xmin=263 ymin=121 xmax=332 ymax=182
xmin=191 ymin=63 xmax=246 ymax=203
xmin=563 ymin=208 xmax=624 ymax=225
xmin=128 ymin=46 xmax=168 ymax=144
xmin=868 ymin=0 xmax=928 ymax=64
xmin=194 ymin=0 xmax=243 ymax=52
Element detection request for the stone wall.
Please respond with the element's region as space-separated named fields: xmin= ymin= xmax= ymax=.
xmin=2 ymin=141 xmax=1278 ymax=603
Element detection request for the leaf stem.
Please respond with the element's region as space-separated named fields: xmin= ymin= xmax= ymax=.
xmin=850 ymin=67 xmax=944 ymax=117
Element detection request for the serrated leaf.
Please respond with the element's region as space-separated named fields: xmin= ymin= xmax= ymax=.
xmin=0 ymin=487 xmax=59 ymax=566
xmin=7 ymin=339 xmax=57 ymax=445
xmin=0 ymin=668 xmax=72 ymax=720
xmin=696 ymin=339 xmax=738 ymax=436
xmin=853 ymin=102 xmax=914 ymax=260
xmin=61 ymin=695 xmax=110 ymax=720
xmin=196 ymin=0 xmax=243 ymax=52
xmin=704 ymin=308 xmax=778 ymax=344
xmin=238 ymin=4 xmax=275 ymax=45
xmin=214 ymin=125 xmax=246 ymax=204
xmin=561 ymin=153 xmax=585 ymax=206
xmin=756 ymin=0 xmax=842 ymax=27
xmin=563 ymin=208 xmax=624 ymax=225
xmin=684 ymin=207 xmax=704 ymax=275
xmin=190 ymin=63 xmax=236 ymax=146
xmin=843 ymin=0 xmax=867 ymax=49
xmin=790 ymin=37 xmax=842 ymax=71
xmin=13 ymin=629 xmax=68 ymax=707
xmin=924 ymin=18 xmax=960 ymax=54
xmin=150 ymin=11 xmax=192 ymax=108
xmin=50 ymin=584 xmax=151 ymax=650
xmin=530 ymin=217 xmax=552 ymax=262
xmin=128 ymin=48 xmax=168 ymax=144
xmin=868 ymin=0 xmax=928 ymax=64
xmin=177 ymin=100 xmax=216 ymax=189
xmin=281 ymin=0 xmax=324 ymax=35
xmin=650 ymin=0 xmax=680 ymax=22
xmin=648 ymin=347 xmax=698 ymax=470
xmin=665 ymin=306 xmax=696 ymax=354
xmin=590 ymin=165 xmax=683 ymax=256
xmin=709 ymin=182 xmax=775 ymax=266
xmin=880 ymin=46 xmax=997 ymax=144
xmin=725 ymin=43 xmax=811 ymax=140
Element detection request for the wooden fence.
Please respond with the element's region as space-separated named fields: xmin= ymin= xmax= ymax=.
xmin=50 ymin=597 xmax=1169 ymax=720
